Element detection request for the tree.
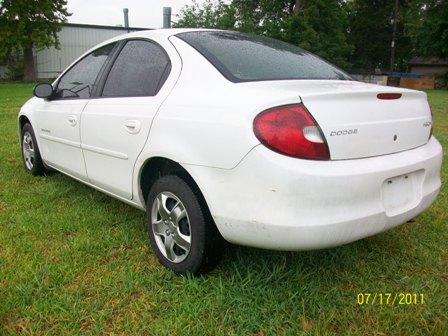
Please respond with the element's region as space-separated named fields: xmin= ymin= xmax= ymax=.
xmin=283 ymin=0 xmax=353 ymax=69
xmin=417 ymin=0 xmax=448 ymax=58
xmin=174 ymin=0 xmax=235 ymax=29
xmin=347 ymin=0 xmax=395 ymax=72
xmin=0 ymin=0 xmax=70 ymax=80
xmin=175 ymin=0 xmax=353 ymax=69
xmin=347 ymin=0 xmax=423 ymax=73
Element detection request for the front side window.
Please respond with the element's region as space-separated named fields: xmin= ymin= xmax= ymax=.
xmin=102 ymin=40 xmax=171 ymax=97
xmin=54 ymin=43 xmax=116 ymax=99
xmin=176 ymin=31 xmax=351 ymax=82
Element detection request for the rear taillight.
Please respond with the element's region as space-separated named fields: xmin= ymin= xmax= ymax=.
xmin=253 ymin=104 xmax=330 ymax=160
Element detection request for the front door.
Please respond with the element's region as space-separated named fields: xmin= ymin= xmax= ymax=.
xmin=36 ymin=42 xmax=117 ymax=180
xmin=36 ymin=99 xmax=88 ymax=180
xmin=81 ymin=39 xmax=172 ymax=199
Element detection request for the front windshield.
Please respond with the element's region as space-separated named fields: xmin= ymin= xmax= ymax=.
xmin=176 ymin=31 xmax=351 ymax=82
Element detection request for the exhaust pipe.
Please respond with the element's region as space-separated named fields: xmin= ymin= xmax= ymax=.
xmin=163 ymin=7 xmax=172 ymax=28
xmin=123 ymin=8 xmax=129 ymax=32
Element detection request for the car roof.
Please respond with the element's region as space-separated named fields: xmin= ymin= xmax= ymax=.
xmin=73 ymin=28 xmax=218 ymax=65
xmin=84 ymin=28 xmax=221 ymax=54
xmin=112 ymin=28 xmax=219 ymax=42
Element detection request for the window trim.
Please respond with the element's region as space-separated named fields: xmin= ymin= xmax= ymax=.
xmin=51 ymin=42 xmax=120 ymax=101
xmin=97 ymin=38 xmax=172 ymax=98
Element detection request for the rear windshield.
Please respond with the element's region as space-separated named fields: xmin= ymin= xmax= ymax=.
xmin=176 ymin=31 xmax=351 ymax=83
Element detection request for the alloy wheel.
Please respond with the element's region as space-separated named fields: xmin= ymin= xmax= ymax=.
xmin=151 ymin=191 xmax=192 ymax=263
xmin=22 ymin=131 xmax=35 ymax=170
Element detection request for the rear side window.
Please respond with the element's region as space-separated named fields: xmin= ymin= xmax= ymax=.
xmin=176 ymin=31 xmax=350 ymax=82
xmin=55 ymin=43 xmax=116 ymax=99
xmin=102 ymin=40 xmax=171 ymax=97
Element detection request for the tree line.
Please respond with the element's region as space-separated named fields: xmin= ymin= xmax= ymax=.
xmin=174 ymin=0 xmax=448 ymax=73
xmin=0 ymin=0 xmax=446 ymax=79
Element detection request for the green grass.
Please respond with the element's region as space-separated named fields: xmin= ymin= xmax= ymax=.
xmin=0 ymin=83 xmax=447 ymax=335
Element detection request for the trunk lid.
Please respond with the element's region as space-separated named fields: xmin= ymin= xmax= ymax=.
xmin=245 ymin=80 xmax=432 ymax=160
xmin=299 ymin=81 xmax=432 ymax=160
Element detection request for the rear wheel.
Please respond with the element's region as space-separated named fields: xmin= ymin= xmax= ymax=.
xmin=146 ymin=175 xmax=223 ymax=275
xmin=21 ymin=123 xmax=47 ymax=176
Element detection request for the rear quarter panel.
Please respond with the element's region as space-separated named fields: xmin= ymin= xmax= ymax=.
xmin=138 ymin=36 xmax=307 ymax=170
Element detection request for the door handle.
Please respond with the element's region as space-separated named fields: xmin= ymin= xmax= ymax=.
xmin=124 ymin=120 xmax=141 ymax=134
xmin=68 ymin=115 xmax=77 ymax=127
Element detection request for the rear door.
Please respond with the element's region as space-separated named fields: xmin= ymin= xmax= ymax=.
xmin=35 ymin=43 xmax=117 ymax=180
xmin=80 ymin=39 xmax=172 ymax=199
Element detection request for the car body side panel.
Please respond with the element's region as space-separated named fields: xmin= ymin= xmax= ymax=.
xmin=142 ymin=36 xmax=258 ymax=170
xmin=33 ymin=99 xmax=89 ymax=180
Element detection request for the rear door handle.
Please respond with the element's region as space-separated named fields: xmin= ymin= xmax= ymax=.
xmin=124 ymin=120 xmax=141 ymax=134
xmin=68 ymin=115 xmax=77 ymax=126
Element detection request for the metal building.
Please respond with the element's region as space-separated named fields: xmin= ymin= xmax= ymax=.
xmin=35 ymin=23 xmax=148 ymax=79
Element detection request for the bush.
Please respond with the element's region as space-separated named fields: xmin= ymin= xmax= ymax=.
xmin=434 ymin=72 xmax=448 ymax=89
xmin=5 ymin=62 xmax=24 ymax=81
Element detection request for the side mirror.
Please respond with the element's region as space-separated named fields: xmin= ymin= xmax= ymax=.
xmin=33 ymin=83 xmax=53 ymax=99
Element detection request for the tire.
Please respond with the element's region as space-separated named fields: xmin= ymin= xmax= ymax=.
xmin=21 ymin=123 xmax=47 ymax=176
xmin=146 ymin=174 xmax=223 ymax=275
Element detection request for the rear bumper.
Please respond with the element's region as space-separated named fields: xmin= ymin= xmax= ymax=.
xmin=185 ymin=137 xmax=443 ymax=250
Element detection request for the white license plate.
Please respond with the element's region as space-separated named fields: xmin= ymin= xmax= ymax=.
xmin=382 ymin=170 xmax=424 ymax=216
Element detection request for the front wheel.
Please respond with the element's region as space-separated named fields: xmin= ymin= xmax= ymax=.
xmin=146 ymin=175 xmax=223 ymax=275
xmin=21 ymin=123 xmax=47 ymax=176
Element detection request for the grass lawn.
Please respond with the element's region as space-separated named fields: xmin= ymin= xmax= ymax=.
xmin=0 ymin=83 xmax=447 ymax=335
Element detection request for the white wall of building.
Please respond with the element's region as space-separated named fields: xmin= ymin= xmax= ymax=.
xmin=35 ymin=23 xmax=147 ymax=79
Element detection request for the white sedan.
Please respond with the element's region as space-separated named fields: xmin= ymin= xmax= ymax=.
xmin=19 ymin=29 xmax=442 ymax=274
